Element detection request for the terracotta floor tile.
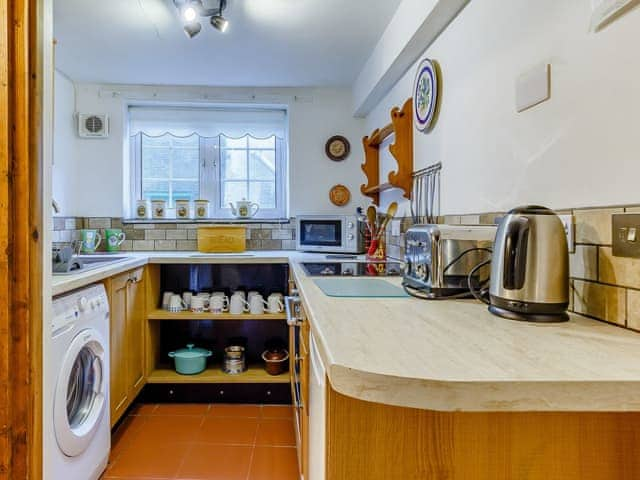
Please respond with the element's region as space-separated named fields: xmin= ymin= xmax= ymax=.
xmin=128 ymin=403 xmax=158 ymax=416
xmin=248 ymin=446 xmax=299 ymax=480
xmin=196 ymin=416 xmax=259 ymax=445
xmin=261 ymin=405 xmax=293 ymax=419
xmin=209 ymin=404 xmax=262 ymax=418
xmin=111 ymin=415 xmax=148 ymax=459
xmin=177 ymin=444 xmax=253 ymax=480
xmin=255 ymin=418 xmax=296 ymax=447
xmin=107 ymin=441 xmax=189 ymax=478
xmin=153 ymin=403 xmax=211 ymax=416
xmin=129 ymin=414 xmax=204 ymax=447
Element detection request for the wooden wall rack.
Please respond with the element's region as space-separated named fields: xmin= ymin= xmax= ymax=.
xmin=360 ymin=98 xmax=414 ymax=206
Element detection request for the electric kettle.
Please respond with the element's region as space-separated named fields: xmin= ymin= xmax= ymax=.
xmin=489 ymin=205 xmax=569 ymax=322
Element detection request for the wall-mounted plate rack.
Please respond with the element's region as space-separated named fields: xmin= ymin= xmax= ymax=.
xmin=361 ymin=98 xmax=414 ymax=206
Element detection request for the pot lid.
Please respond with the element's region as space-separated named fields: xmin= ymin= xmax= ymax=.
xmin=169 ymin=344 xmax=212 ymax=359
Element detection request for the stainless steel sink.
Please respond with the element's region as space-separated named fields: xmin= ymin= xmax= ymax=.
xmin=52 ymin=255 xmax=130 ymax=276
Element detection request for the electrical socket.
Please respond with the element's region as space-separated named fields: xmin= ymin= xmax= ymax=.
xmin=558 ymin=214 xmax=575 ymax=253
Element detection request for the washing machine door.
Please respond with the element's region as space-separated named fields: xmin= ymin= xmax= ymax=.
xmin=54 ymin=328 xmax=107 ymax=457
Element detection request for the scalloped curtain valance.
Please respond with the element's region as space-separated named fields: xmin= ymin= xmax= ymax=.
xmin=128 ymin=106 xmax=287 ymax=138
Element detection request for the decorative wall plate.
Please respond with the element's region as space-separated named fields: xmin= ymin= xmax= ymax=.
xmin=413 ymin=58 xmax=439 ymax=132
xmin=325 ymin=135 xmax=351 ymax=161
xmin=329 ymin=184 xmax=351 ymax=206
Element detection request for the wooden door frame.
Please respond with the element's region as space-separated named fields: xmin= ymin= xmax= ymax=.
xmin=0 ymin=0 xmax=44 ymax=478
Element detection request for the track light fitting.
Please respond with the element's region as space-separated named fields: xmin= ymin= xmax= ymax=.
xmin=174 ymin=0 xmax=229 ymax=38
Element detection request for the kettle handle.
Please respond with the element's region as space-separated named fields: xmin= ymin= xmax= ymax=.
xmin=502 ymin=216 xmax=529 ymax=290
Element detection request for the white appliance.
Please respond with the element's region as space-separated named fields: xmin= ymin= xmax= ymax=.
xmin=296 ymin=215 xmax=366 ymax=254
xmin=47 ymin=284 xmax=110 ymax=480
xmin=308 ymin=333 xmax=326 ymax=480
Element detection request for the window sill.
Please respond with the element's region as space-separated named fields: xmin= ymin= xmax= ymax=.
xmin=121 ymin=218 xmax=291 ymax=225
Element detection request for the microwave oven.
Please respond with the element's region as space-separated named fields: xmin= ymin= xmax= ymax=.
xmin=295 ymin=215 xmax=366 ymax=254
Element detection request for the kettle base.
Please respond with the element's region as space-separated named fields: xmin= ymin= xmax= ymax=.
xmin=488 ymin=305 xmax=569 ymax=323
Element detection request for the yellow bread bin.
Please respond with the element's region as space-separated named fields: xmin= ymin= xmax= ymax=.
xmin=197 ymin=226 xmax=246 ymax=253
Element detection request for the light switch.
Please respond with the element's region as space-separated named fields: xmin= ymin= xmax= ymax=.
xmin=628 ymin=227 xmax=637 ymax=242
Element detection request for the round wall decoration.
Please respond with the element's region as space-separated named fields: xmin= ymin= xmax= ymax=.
xmin=325 ymin=135 xmax=350 ymax=161
xmin=413 ymin=58 xmax=439 ymax=132
xmin=329 ymin=184 xmax=351 ymax=206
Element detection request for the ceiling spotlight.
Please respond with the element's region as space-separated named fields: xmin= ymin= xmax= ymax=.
xmin=184 ymin=21 xmax=202 ymax=38
xmin=182 ymin=6 xmax=198 ymax=23
xmin=210 ymin=14 xmax=229 ymax=33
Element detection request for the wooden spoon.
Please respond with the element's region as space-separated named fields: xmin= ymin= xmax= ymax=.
xmin=366 ymin=205 xmax=377 ymax=236
xmin=375 ymin=202 xmax=398 ymax=241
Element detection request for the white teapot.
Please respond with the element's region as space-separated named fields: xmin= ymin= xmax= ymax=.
xmin=229 ymin=198 xmax=259 ymax=218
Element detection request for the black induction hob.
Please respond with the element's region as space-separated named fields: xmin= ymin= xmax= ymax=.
xmin=301 ymin=261 xmax=403 ymax=277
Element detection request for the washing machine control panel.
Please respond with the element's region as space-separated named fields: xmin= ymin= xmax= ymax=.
xmin=52 ymin=284 xmax=109 ymax=332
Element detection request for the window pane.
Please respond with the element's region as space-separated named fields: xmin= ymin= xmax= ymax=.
xmin=139 ymin=134 xmax=200 ymax=206
xmin=249 ymin=150 xmax=275 ymax=181
xmin=142 ymin=179 xmax=170 ymax=202
xmin=249 ymin=181 xmax=276 ymax=209
xmin=172 ymin=181 xmax=199 ymax=201
xmin=223 ymin=181 xmax=248 ymax=205
xmin=221 ymin=136 xmax=247 ymax=149
xmin=222 ymin=150 xmax=247 ymax=180
xmin=249 ymin=136 xmax=275 ymax=149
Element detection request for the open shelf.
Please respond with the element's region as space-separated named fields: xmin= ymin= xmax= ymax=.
xmin=147 ymin=364 xmax=289 ymax=384
xmin=147 ymin=309 xmax=287 ymax=321
xmin=360 ymin=98 xmax=414 ymax=206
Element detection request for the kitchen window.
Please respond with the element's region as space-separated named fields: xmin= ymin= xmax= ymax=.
xmin=128 ymin=106 xmax=287 ymax=219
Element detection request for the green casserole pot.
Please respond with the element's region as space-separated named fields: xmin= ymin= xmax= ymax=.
xmin=168 ymin=344 xmax=212 ymax=375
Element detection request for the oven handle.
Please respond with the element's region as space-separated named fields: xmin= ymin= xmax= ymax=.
xmin=285 ymin=295 xmax=302 ymax=326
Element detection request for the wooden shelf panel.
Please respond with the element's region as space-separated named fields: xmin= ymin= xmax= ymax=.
xmin=367 ymin=123 xmax=394 ymax=147
xmin=147 ymin=309 xmax=287 ymax=321
xmin=147 ymin=364 xmax=289 ymax=384
xmin=362 ymin=183 xmax=396 ymax=195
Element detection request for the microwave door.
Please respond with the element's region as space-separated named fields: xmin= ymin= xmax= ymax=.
xmin=300 ymin=220 xmax=342 ymax=248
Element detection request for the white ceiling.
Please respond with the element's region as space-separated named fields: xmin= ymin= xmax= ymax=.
xmin=54 ymin=0 xmax=401 ymax=87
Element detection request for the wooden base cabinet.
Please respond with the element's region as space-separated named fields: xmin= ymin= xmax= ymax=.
xmin=106 ymin=267 xmax=146 ymax=426
xmin=326 ymin=388 xmax=640 ymax=480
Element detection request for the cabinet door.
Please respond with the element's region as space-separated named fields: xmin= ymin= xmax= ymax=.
xmin=109 ymin=272 xmax=130 ymax=426
xmin=127 ymin=267 xmax=146 ymax=398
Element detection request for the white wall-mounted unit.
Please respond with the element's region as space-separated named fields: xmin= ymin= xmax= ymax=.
xmin=77 ymin=113 xmax=109 ymax=138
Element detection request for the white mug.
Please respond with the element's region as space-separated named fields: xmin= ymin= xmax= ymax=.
xmin=211 ymin=292 xmax=229 ymax=309
xmin=247 ymin=291 xmax=260 ymax=301
xmin=266 ymin=294 xmax=284 ymax=314
xmin=229 ymin=295 xmax=249 ymax=315
xmin=210 ymin=296 xmax=229 ymax=314
xmin=195 ymin=292 xmax=211 ymax=308
xmin=167 ymin=294 xmax=186 ymax=313
xmin=190 ymin=296 xmax=207 ymax=313
xmin=182 ymin=291 xmax=193 ymax=308
xmin=162 ymin=291 xmax=175 ymax=310
xmin=248 ymin=294 xmax=268 ymax=315
xmin=232 ymin=290 xmax=246 ymax=301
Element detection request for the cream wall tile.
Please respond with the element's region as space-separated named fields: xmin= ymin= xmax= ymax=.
xmin=627 ymin=289 xmax=640 ymax=331
xmin=155 ymin=240 xmax=176 ymax=250
xmin=459 ymin=215 xmax=481 ymax=225
xmin=176 ymin=240 xmax=197 ymax=251
xmin=574 ymin=208 xmax=623 ymax=245
xmin=573 ymin=279 xmax=626 ymax=326
xmin=599 ymin=246 xmax=640 ymax=289
xmin=569 ymin=245 xmax=598 ymax=281
xmin=132 ymin=240 xmax=154 ymax=251
xmin=166 ymin=230 xmax=187 ymax=240
xmin=145 ymin=229 xmax=166 ymax=240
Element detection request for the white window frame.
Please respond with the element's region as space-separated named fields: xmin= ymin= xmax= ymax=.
xmin=130 ymin=133 xmax=287 ymax=220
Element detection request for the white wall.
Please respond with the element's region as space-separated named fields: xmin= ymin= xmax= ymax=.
xmin=366 ymin=0 xmax=640 ymax=216
xmin=53 ymin=83 xmax=366 ymax=217
xmin=52 ymin=70 xmax=76 ymax=211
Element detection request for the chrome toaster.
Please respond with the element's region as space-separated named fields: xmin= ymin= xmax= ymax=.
xmin=403 ymin=224 xmax=497 ymax=297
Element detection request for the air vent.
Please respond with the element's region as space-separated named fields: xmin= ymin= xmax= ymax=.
xmin=78 ymin=113 xmax=109 ymax=138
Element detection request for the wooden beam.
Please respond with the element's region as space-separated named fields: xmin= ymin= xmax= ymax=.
xmin=0 ymin=0 xmax=43 ymax=478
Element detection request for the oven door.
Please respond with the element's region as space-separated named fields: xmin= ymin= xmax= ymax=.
xmin=297 ymin=218 xmax=345 ymax=252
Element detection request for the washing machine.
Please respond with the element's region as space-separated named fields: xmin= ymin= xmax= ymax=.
xmin=47 ymin=284 xmax=110 ymax=480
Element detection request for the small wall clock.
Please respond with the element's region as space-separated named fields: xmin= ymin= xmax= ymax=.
xmin=325 ymin=135 xmax=350 ymax=161
xmin=413 ymin=58 xmax=439 ymax=132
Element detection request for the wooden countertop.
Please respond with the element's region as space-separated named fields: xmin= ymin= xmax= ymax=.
xmin=290 ymin=261 xmax=640 ymax=412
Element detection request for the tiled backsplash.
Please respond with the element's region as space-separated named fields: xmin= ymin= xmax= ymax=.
xmin=52 ymin=217 xmax=296 ymax=251
xmin=386 ymin=205 xmax=640 ymax=333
